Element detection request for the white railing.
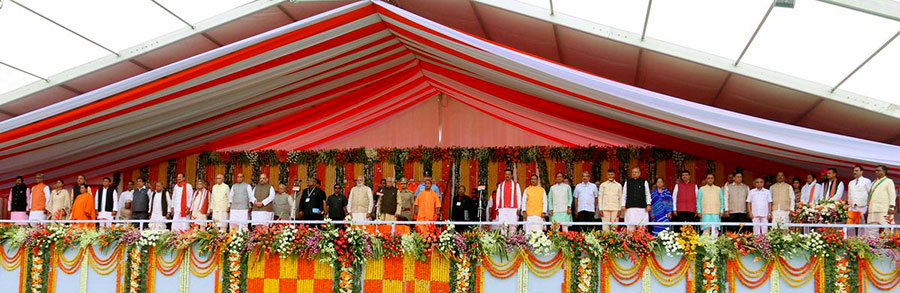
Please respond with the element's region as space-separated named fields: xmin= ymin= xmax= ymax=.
xmin=2 ymin=219 xmax=900 ymax=230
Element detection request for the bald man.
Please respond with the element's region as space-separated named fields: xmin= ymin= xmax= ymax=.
xmin=210 ymin=174 xmax=230 ymax=231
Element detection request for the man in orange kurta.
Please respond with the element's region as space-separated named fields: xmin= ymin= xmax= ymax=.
xmin=71 ymin=186 xmax=97 ymax=228
xmin=414 ymin=179 xmax=442 ymax=235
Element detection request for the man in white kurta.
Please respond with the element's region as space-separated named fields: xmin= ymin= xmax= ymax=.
xmin=598 ymin=170 xmax=622 ymax=231
xmin=746 ymin=178 xmax=772 ymax=235
xmin=495 ymin=169 xmax=523 ymax=235
xmin=210 ymin=174 xmax=230 ymax=231
xmin=548 ymin=173 xmax=573 ymax=231
xmin=847 ymin=166 xmax=872 ymax=236
xmin=868 ymin=165 xmax=896 ymax=236
xmin=348 ymin=176 xmax=374 ymax=224
xmin=821 ymin=168 xmax=845 ymax=202
xmin=117 ymin=181 xmax=134 ymax=221
xmin=250 ymin=174 xmax=276 ymax=226
xmin=169 ymin=173 xmax=193 ymax=232
xmin=228 ymin=173 xmax=253 ymax=230
xmin=520 ymin=175 xmax=547 ymax=232
xmin=621 ymin=167 xmax=652 ymax=232
xmin=770 ymin=172 xmax=795 ymax=226
xmin=148 ymin=182 xmax=170 ymax=231
xmin=800 ymin=173 xmax=822 ymax=204
xmin=95 ymin=177 xmax=119 ymax=228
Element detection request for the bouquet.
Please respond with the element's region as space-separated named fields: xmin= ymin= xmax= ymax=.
xmin=791 ymin=200 xmax=848 ymax=224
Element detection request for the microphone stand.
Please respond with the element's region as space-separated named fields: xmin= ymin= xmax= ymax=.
xmin=477 ymin=188 xmax=485 ymax=221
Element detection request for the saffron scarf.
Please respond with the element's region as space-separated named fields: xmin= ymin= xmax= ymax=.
xmin=179 ymin=182 xmax=188 ymax=217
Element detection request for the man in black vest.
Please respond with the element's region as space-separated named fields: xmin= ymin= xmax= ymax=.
xmin=71 ymin=175 xmax=91 ymax=203
xmin=620 ymin=167 xmax=651 ymax=231
xmin=9 ymin=176 xmax=29 ymax=224
xmin=131 ymin=177 xmax=151 ymax=228
xmin=95 ymin=177 xmax=118 ymax=227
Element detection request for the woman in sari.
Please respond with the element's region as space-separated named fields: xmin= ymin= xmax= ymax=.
xmin=70 ymin=185 xmax=97 ymax=228
xmin=651 ymin=178 xmax=673 ymax=235
xmin=47 ymin=179 xmax=71 ymax=220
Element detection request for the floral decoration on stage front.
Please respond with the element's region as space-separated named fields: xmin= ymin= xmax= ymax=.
xmin=4 ymin=223 xmax=900 ymax=293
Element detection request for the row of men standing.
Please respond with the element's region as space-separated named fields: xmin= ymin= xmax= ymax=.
xmin=484 ymin=164 xmax=897 ymax=236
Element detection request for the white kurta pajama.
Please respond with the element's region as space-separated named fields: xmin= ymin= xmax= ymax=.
xmin=250 ymin=185 xmax=275 ymax=226
xmin=800 ymin=182 xmax=822 ymax=204
xmin=521 ymin=186 xmax=548 ymax=232
xmin=494 ymin=180 xmax=522 ymax=234
xmin=210 ymin=183 xmax=230 ymax=230
xmin=170 ymin=183 xmax=193 ymax=232
xmin=621 ymin=180 xmax=652 ymax=231
xmin=117 ymin=189 xmax=133 ymax=220
xmin=95 ymin=187 xmax=119 ymax=227
xmin=348 ymin=185 xmax=374 ymax=224
xmin=228 ymin=183 xmax=253 ymax=230
xmin=148 ymin=189 xmax=170 ymax=230
xmin=847 ymin=177 xmax=872 ymax=235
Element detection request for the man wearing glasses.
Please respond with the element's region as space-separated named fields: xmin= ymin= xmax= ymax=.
xmin=347 ymin=176 xmax=373 ymax=223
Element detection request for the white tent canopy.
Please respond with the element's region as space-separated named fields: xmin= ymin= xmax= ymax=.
xmin=0 ymin=0 xmax=898 ymax=190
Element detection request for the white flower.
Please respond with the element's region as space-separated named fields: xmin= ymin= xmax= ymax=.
xmin=526 ymin=231 xmax=553 ymax=256
xmin=657 ymin=230 xmax=683 ymax=257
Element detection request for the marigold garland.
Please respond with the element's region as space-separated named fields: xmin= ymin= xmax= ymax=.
xmin=87 ymin=245 xmax=123 ymax=275
xmin=607 ymin=257 xmax=645 ymax=286
xmin=1 ymin=246 xmax=24 ymax=271
xmin=482 ymin=254 xmax=522 ymax=279
xmin=1 ymin=223 xmax=900 ymax=293
xmin=774 ymin=257 xmax=819 ymax=287
xmin=57 ymin=248 xmax=85 ymax=274
xmin=647 ymin=255 xmax=689 ymax=286
xmin=859 ymin=258 xmax=900 ymax=291
xmin=730 ymin=258 xmax=773 ymax=288
xmin=155 ymin=251 xmax=185 ymax=276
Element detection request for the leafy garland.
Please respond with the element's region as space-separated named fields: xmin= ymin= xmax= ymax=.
xmin=166 ymin=158 xmax=177 ymax=189
xmin=197 ymin=146 xmax=695 ymax=168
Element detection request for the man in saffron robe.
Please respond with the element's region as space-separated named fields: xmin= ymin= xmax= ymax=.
xmin=414 ymin=179 xmax=442 ymax=234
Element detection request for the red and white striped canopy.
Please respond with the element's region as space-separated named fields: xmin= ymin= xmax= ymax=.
xmin=1 ymin=0 xmax=898 ymax=188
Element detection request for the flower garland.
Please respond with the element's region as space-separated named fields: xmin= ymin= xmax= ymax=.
xmin=5 ymin=224 xmax=900 ymax=293
xmin=576 ymin=257 xmax=595 ymax=293
xmin=699 ymin=256 xmax=719 ymax=293
xmin=222 ymin=230 xmax=248 ymax=293
xmin=833 ymin=254 xmax=850 ymax=293
xmin=449 ymin=256 xmax=474 ymax=293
